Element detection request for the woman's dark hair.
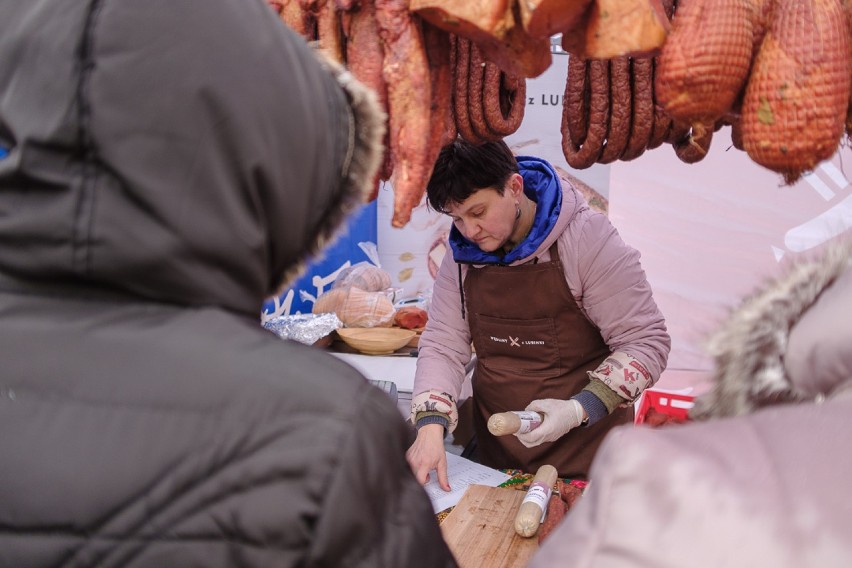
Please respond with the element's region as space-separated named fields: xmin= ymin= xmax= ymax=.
xmin=426 ymin=138 xmax=519 ymax=213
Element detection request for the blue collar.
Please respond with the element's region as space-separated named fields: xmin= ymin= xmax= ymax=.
xmin=449 ymin=156 xmax=562 ymax=265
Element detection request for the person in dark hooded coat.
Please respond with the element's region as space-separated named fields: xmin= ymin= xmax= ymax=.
xmin=0 ymin=1 xmax=456 ymax=567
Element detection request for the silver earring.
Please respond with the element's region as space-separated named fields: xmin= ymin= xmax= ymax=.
xmin=515 ymin=203 xmax=521 ymax=219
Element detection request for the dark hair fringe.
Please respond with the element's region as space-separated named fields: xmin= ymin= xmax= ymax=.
xmin=426 ymin=139 xmax=519 ymax=213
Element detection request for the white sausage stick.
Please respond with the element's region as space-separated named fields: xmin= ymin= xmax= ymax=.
xmin=487 ymin=411 xmax=543 ymax=436
xmin=514 ymin=464 xmax=559 ymax=538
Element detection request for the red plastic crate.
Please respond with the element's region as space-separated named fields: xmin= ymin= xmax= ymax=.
xmin=635 ymin=390 xmax=695 ymax=425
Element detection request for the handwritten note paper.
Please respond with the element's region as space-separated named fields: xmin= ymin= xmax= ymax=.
xmin=424 ymin=452 xmax=512 ymax=513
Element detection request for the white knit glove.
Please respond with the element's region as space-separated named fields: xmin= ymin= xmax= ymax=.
xmin=514 ymin=399 xmax=586 ymax=448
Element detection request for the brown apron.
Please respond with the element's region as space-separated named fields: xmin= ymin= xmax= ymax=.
xmin=464 ymin=243 xmax=633 ymax=479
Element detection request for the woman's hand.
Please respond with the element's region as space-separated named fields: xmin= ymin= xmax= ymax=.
xmin=406 ymin=423 xmax=451 ymax=491
xmin=514 ymin=399 xmax=587 ymax=448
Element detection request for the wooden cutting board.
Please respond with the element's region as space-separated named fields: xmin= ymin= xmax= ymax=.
xmin=440 ymin=484 xmax=538 ymax=568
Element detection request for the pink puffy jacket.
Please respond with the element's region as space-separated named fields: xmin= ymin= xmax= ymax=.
xmin=530 ymin=237 xmax=852 ymax=567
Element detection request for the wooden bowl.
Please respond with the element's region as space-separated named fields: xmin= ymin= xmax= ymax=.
xmin=405 ymin=333 xmax=421 ymax=349
xmin=336 ymin=327 xmax=417 ymax=355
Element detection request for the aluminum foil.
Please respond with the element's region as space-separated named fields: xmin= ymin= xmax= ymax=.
xmin=262 ymin=313 xmax=342 ymax=345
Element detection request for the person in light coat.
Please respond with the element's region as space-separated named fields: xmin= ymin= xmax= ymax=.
xmin=406 ymin=139 xmax=671 ymax=486
xmin=530 ymin=236 xmax=852 ymax=567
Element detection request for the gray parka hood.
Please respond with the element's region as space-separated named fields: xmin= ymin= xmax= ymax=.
xmin=0 ymin=5 xmax=465 ymax=567
xmin=0 ymin=0 xmax=384 ymax=316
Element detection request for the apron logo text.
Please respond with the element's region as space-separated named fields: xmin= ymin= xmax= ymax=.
xmin=489 ymin=335 xmax=546 ymax=347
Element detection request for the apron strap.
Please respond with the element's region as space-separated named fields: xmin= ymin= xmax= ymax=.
xmin=458 ymin=263 xmax=466 ymax=320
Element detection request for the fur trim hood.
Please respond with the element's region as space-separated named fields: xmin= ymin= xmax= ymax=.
xmin=692 ymin=236 xmax=852 ymax=419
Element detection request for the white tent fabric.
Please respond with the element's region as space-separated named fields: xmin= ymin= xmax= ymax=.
xmin=611 ymin=131 xmax=852 ymax=375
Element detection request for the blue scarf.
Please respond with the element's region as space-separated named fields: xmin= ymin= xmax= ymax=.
xmin=449 ymin=156 xmax=562 ymax=265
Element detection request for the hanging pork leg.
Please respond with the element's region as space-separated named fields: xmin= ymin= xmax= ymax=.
xmin=375 ymin=0 xmax=437 ymax=227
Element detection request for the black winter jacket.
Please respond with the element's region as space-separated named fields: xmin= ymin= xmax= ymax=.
xmin=0 ymin=1 xmax=456 ymax=567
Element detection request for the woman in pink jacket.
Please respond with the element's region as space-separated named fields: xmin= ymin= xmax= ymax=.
xmin=406 ymin=139 xmax=671 ymax=487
